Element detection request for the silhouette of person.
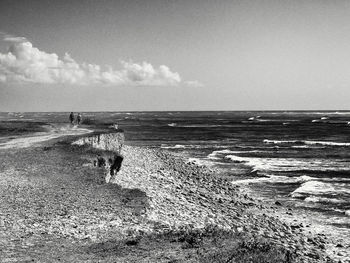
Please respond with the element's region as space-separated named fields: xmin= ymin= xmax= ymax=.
xmin=69 ymin=112 xmax=74 ymax=124
xmin=77 ymin=113 xmax=82 ymax=125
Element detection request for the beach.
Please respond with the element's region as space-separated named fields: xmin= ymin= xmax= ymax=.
xmin=0 ymin=123 xmax=347 ymax=262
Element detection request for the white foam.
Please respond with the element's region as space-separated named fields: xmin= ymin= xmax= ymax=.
xmin=263 ymin=139 xmax=350 ymax=147
xmin=172 ymin=144 xmax=186 ymax=149
xmin=161 ymin=144 xmax=229 ymax=150
xmin=305 ymin=140 xmax=350 ymax=147
xmin=167 ymin=123 xmax=177 ymax=127
xmin=225 ymin=155 xmax=249 ymax=163
xmin=207 ymin=149 xmax=245 ymax=159
xmin=224 ymin=154 xmax=350 ymax=174
xmin=291 ymin=181 xmax=348 ymax=197
xmin=186 ymin=158 xmax=215 ymax=167
xmin=231 ymin=174 xmax=316 ymax=185
xmin=178 ymin=124 xmax=230 ymax=128
xmin=304 ymin=196 xmax=345 ymax=204
xmin=263 ymin=139 xmax=298 ymax=144
xmin=160 ymin=144 xmax=192 ymax=149
xmin=231 ymin=177 xmax=271 ymax=185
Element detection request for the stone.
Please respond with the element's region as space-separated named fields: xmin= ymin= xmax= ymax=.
xmin=336 ymin=244 xmax=343 ymax=248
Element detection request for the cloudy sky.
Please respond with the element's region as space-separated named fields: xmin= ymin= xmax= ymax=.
xmin=1 ymin=0 xmax=350 ymax=111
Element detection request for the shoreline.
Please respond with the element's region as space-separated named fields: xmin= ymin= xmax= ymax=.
xmin=0 ymin=128 xmax=347 ymax=262
xmin=113 ymin=144 xmax=348 ymax=262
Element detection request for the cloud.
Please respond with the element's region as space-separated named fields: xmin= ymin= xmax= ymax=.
xmin=0 ymin=38 xmax=202 ymax=87
xmin=0 ymin=32 xmax=28 ymax=43
xmin=3 ymin=36 xmax=28 ymax=43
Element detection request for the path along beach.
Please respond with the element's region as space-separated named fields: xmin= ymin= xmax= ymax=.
xmin=0 ymin=124 xmax=348 ymax=262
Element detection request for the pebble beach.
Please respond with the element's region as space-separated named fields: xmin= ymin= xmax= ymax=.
xmin=0 ymin=126 xmax=348 ymax=262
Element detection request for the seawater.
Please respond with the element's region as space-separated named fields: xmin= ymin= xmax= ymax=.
xmin=1 ymin=111 xmax=349 ymax=232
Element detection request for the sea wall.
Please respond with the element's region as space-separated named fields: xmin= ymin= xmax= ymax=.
xmin=72 ymin=132 xmax=124 ymax=153
xmin=72 ymin=131 xmax=125 ymax=182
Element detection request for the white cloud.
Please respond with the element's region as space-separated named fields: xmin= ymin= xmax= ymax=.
xmin=3 ymin=36 xmax=28 ymax=43
xmin=0 ymin=39 xmax=202 ymax=87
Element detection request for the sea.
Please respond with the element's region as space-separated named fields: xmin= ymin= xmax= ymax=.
xmin=1 ymin=111 xmax=349 ymax=239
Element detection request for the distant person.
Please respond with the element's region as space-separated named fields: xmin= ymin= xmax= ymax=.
xmin=77 ymin=113 xmax=82 ymax=125
xmin=69 ymin=112 xmax=74 ymax=124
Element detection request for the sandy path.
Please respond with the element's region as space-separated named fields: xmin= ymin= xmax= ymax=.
xmin=0 ymin=125 xmax=92 ymax=149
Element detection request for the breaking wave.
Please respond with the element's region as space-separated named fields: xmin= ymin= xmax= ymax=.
xmin=232 ymin=175 xmax=307 ymax=185
xmin=291 ymin=181 xmax=349 ymax=198
xmin=263 ymin=139 xmax=350 ymax=147
xmin=304 ymin=196 xmax=346 ymax=204
xmin=224 ymin=154 xmax=350 ymax=173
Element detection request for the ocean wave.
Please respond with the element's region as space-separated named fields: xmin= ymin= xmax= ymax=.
xmin=263 ymin=139 xmax=301 ymax=145
xmin=161 ymin=144 xmax=187 ymax=149
xmin=207 ymin=149 xmax=235 ymax=159
xmin=225 ymin=155 xmax=250 ymax=164
xmin=207 ymin=149 xmax=266 ymax=160
xmin=248 ymin=116 xmax=261 ymax=121
xmin=175 ymin=124 xmax=234 ymax=128
xmin=224 ymin=154 xmax=350 ymax=174
xmin=161 ymin=143 xmax=230 ymax=150
xmin=277 ymin=111 xmax=350 ymax=115
xmin=231 ymin=174 xmax=316 ymax=185
xmin=167 ymin=123 xmax=177 ymax=127
xmin=304 ymin=196 xmax=345 ymax=204
xmin=305 ymin=141 xmax=350 ymax=146
xmin=186 ymin=158 xmax=215 ymax=167
xmin=263 ymin=139 xmax=350 ymax=147
xmin=291 ymin=181 xmax=348 ymax=197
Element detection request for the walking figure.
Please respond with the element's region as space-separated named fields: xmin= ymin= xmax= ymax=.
xmin=69 ymin=112 xmax=74 ymax=124
xmin=77 ymin=113 xmax=82 ymax=125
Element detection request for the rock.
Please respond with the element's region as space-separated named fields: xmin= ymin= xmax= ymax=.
xmin=306 ymin=252 xmax=320 ymax=260
xmin=109 ymin=154 xmax=124 ymax=176
xmin=125 ymin=239 xmax=139 ymax=246
xmin=97 ymin=155 xmax=106 ymax=167
xmin=275 ymin=201 xmax=282 ymax=206
xmin=291 ymin=224 xmax=301 ymax=230
xmin=318 ymin=244 xmax=325 ymax=249
xmin=336 ymin=244 xmax=343 ymax=248
xmin=337 ymin=251 xmax=346 ymax=256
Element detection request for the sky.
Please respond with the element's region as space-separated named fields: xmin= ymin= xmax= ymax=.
xmin=1 ymin=0 xmax=350 ymax=111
